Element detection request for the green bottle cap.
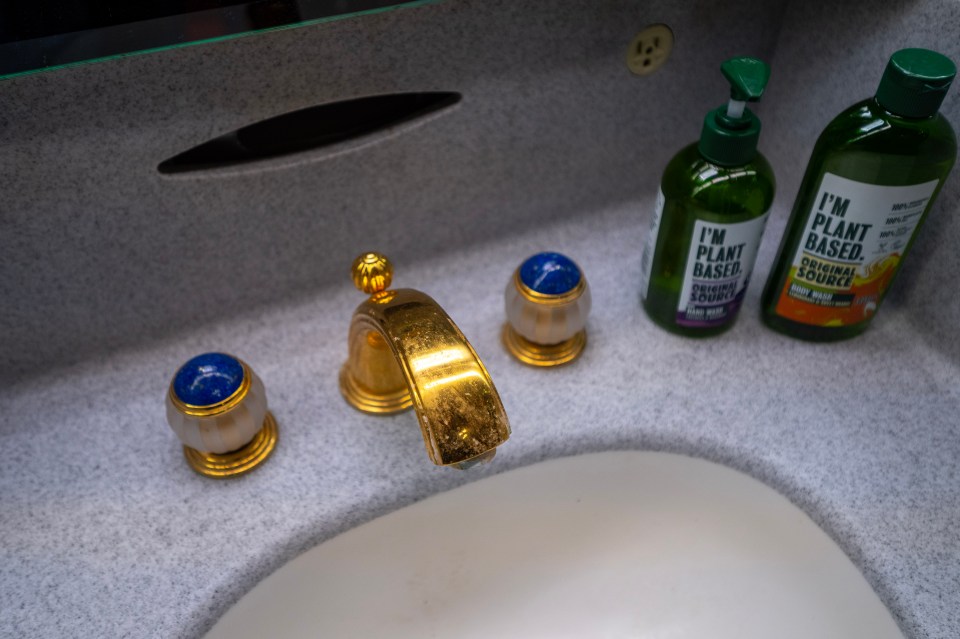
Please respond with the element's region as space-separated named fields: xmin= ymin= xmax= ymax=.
xmin=875 ymin=48 xmax=956 ymax=118
xmin=699 ymin=57 xmax=771 ymax=166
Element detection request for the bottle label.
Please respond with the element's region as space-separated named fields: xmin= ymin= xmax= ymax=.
xmin=676 ymin=214 xmax=769 ymax=327
xmin=639 ymin=188 xmax=665 ymax=300
xmin=773 ymin=173 xmax=939 ymax=326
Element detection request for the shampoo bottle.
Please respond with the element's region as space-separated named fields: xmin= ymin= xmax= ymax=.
xmin=761 ymin=48 xmax=957 ymax=341
xmin=640 ymin=57 xmax=775 ymax=336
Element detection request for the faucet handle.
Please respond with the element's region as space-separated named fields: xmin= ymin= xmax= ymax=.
xmin=503 ymin=252 xmax=592 ymax=366
xmin=351 ymin=252 xmax=393 ymax=295
xmin=165 ymin=352 xmax=278 ymax=478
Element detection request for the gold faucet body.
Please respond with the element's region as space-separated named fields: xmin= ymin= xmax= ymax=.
xmin=339 ymin=255 xmax=510 ymax=468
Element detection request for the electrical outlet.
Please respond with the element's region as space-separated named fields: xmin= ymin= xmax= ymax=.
xmin=626 ymin=24 xmax=673 ymax=76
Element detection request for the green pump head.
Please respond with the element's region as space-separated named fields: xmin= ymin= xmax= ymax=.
xmin=699 ymin=57 xmax=771 ymax=166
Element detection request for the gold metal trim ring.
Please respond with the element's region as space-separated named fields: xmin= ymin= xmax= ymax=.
xmin=169 ymin=361 xmax=252 ymax=418
xmin=514 ymin=269 xmax=586 ymax=306
xmin=501 ymin=324 xmax=587 ymax=367
xmin=183 ymin=412 xmax=278 ymax=478
xmin=338 ymin=364 xmax=414 ymax=414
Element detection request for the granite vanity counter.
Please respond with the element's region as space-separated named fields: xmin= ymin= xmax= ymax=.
xmin=3 ymin=199 xmax=959 ymax=638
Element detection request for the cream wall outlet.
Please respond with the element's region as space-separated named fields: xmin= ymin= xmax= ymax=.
xmin=626 ymin=24 xmax=673 ymax=75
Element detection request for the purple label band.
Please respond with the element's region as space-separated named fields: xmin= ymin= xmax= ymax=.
xmin=676 ymin=289 xmax=747 ymax=328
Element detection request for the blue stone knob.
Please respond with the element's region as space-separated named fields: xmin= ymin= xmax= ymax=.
xmin=503 ymin=252 xmax=591 ymax=366
xmin=518 ymin=252 xmax=583 ymax=296
xmin=165 ymin=352 xmax=277 ymax=478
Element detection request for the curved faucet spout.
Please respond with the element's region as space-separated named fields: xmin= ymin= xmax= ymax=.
xmin=340 ymin=287 xmax=510 ymax=468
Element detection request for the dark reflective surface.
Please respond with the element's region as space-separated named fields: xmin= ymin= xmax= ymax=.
xmin=0 ymin=0 xmax=433 ymax=79
xmin=158 ymin=92 xmax=462 ymax=174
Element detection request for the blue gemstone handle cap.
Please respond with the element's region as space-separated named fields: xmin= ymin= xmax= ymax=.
xmin=518 ymin=252 xmax=583 ymax=296
xmin=172 ymin=352 xmax=245 ymax=407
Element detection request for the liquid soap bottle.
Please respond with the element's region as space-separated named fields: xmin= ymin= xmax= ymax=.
xmin=640 ymin=57 xmax=775 ymax=336
xmin=761 ymin=48 xmax=957 ymax=341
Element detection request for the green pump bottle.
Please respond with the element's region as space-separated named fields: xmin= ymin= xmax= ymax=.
xmin=761 ymin=48 xmax=957 ymax=341
xmin=640 ymin=57 xmax=776 ymax=336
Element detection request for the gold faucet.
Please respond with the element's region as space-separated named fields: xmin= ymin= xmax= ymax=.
xmin=339 ymin=253 xmax=510 ymax=469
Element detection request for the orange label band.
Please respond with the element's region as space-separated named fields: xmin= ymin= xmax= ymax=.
xmin=774 ymin=256 xmax=899 ymax=326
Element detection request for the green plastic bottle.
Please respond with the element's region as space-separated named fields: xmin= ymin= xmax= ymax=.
xmin=761 ymin=48 xmax=957 ymax=341
xmin=640 ymin=57 xmax=776 ymax=336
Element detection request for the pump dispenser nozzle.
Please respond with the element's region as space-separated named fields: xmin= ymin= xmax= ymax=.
xmin=722 ymin=58 xmax=768 ymax=119
xmin=699 ymin=57 xmax=771 ymax=166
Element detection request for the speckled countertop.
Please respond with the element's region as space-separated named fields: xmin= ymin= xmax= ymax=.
xmin=2 ymin=196 xmax=959 ymax=638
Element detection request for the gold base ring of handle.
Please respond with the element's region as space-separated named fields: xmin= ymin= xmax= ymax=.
xmin=501 ymin=324 xmax=587 ymax=367
xmin=182 ymin=412 xmax=278 ymax=478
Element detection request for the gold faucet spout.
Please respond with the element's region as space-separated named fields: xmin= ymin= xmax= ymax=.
xmin=339 ymin=256 xmax=510 ymax=468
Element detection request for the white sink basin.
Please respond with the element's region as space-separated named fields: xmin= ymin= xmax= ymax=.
xmin=206 ymin=451 xmax=903 ymax=639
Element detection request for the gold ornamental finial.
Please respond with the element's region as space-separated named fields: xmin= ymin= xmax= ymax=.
xmin=351 ymin=252 xmax=393 ymax=295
